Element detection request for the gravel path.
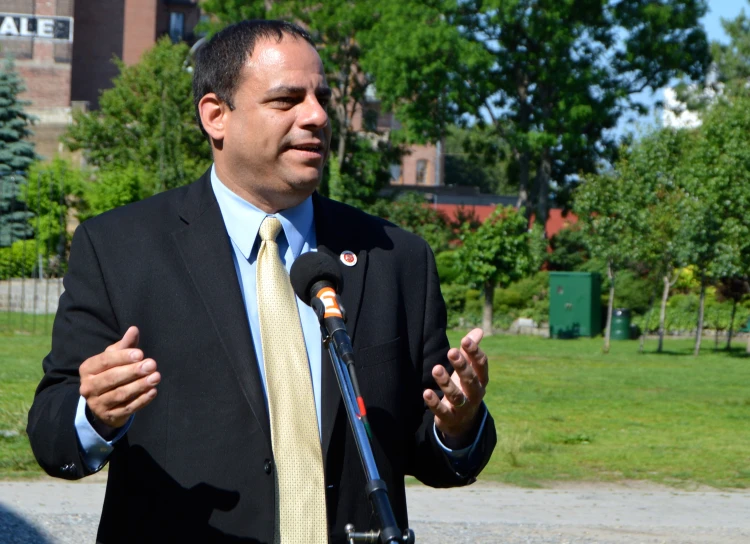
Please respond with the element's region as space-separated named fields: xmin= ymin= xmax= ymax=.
xmin=1 ymin=479 xmax=749 ymax=543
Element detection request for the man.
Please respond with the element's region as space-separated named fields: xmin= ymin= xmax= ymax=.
xmin=27 ymin=20 xmax=496 ymax=543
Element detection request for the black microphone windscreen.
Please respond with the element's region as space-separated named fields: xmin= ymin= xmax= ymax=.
xmin=290 ymin=252 xmax=342 ymax=306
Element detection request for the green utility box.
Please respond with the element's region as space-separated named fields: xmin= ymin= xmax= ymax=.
xmin=549 ymin=272 xmax=602 ymax=338
xmin=610 ymin=308 xmax=631 ymax=340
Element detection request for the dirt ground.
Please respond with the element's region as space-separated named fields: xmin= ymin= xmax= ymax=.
xmin=1 ymin=478 xmax=749 ymax=543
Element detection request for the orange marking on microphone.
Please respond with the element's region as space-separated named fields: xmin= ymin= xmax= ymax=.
xmin=357 ymin=397 xmax=367 ymax=417
xmin=316 ymin=286 xmax=342 ymax=318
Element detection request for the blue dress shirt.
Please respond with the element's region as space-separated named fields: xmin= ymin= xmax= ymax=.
xmin=75 ymin=165 xmax=486 ymax=474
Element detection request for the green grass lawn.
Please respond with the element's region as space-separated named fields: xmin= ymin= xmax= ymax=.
xmin=2 ymin=314 xmax=749 ymax=489
xmin=447 ymin=331 xmax=750 ymax=489
xmin=0 ymin=313 xmax=54 ymax=479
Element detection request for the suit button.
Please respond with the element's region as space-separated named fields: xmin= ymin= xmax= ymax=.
xmin=264 ymin=459 xmax=273 ymax=475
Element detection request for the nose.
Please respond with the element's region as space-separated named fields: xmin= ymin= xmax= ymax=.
xmin=300 ymin=94 xmax=329 ymax=130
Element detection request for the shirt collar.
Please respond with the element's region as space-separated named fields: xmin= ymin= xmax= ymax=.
xmin=210 ymin=165 xmax=314 ymax=261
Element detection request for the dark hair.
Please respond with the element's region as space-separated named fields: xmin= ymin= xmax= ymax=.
xmin=192 ymin=20 xmax=315 ymax=137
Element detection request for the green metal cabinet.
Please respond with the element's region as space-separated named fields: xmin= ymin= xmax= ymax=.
xmin=549 ymin=272 xmax=602 ymax=338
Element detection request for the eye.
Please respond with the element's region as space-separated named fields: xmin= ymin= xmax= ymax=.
xmin=272 ymin=97 xmax=298 ymax=108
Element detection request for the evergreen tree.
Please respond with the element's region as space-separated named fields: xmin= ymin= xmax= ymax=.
xmin=0 ymin=58 xmax=37 ymax=247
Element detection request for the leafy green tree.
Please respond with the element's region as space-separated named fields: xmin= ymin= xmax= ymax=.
xmin=24 ymin=158 xmax=86 ymax=272
xmin=64 ymin=38 xmax=211 ymax=197
xmin=0 ymin=58 xmax=38 ymax=247
xmin=366 ymin=0 xmax=710 ymax=225
xmin=575 ymin=166 xmax=641 ymax=353
xmin=368 ymin=192 xmax=453 ymax=254
xmin=443 ymin=123 xmax=513 ymax=194
xmin=614 ymin=128 xmax=694 ymax=353
xmin=547 ymin=224 xmax=589 ymax=271
xmin=680 ymin=92 xmax=750 ymax=355
xmin=197 ymin=0 xmax=269 ymax=33
xmin=455 ymin=205 xmax=531 ymax=333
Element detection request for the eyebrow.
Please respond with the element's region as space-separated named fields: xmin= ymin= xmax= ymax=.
xmin=266 ymin=85 xmax=332 ymax=99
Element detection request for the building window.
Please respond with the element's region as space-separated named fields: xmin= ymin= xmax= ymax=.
xmin=415 ymin=159 xmax=428 ymax=184
xmin=169 ymin=12 xmax=185 ymax=43
xmin=390 ymin=164 xmax=402 ymax=184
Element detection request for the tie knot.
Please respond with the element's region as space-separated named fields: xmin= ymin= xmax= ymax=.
xmin=259 ymin=216 xmax=282 ymax=242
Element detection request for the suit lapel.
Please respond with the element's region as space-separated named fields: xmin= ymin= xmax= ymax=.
xmin=172 ymin=174 xmax=271 ymax=446
xmin=313 ymin=194 xmax=368 ymax=460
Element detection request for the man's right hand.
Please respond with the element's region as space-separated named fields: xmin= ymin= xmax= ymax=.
xmin=79 ymin=326 xmax=160 ymax=432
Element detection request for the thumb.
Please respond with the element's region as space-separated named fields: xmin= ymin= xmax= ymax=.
xmin=105 ymin=326 xmax=140 ymax=352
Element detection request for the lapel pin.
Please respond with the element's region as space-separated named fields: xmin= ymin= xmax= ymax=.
xmin=340 ymin=250 xmax=357 ymax=267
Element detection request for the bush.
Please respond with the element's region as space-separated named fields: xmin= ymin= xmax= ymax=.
xmin=0 ymin=240 xmax=38 ymax=279
xmin=435 ymin=250 xmax=460 ymax=285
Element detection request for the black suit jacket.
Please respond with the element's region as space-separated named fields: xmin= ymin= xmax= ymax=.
xmin=27 ymin=171 xmax=496 ymax=543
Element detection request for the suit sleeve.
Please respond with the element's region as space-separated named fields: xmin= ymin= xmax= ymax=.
xmin=26 ymin=223 xmax=122 ymax=480
xmin=406 ymin=241 xmax=496 ymax=488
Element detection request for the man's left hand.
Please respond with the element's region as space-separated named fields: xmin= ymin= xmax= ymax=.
xmin=423 ymin=328 xmax=489 ymax=448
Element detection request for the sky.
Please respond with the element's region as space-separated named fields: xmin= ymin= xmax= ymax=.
xmin=701 ymin=0 xmax=745 ymax=45
xmin=621 ymin=0 xmax=747 ymax=135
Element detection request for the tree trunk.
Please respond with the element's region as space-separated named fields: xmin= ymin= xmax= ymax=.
xmin=535 ymin=149 xmax=552 ymax=229
xmin=657 ymin=275 xmax=670 ymax=353
xmin=727 ymin=298 xmax=737 ymax=351
xmin=694 ymin=275 xmax=706 ymax=356
xmin=515 ymin=149 xmax=531 ymax=215
xmin=482 ymin=279 xmax=495 ymax=335
xmin=604 ymin=260 xmax=615 ymax=354
xmin=337 ymin=120 xmax=348 ymax=171
xmin=639 ymin=296 xmax=655 ymax=354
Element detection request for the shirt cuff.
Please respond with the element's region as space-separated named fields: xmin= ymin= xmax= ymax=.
xmin=74 ymin=396 xmax=132 ymax=472
xmin=433 ymin=403 xmax=489 ymax=476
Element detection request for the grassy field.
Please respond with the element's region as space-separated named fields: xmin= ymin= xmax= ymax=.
xmin=448 ymin=331 xmax=750 ymax=489
xmin=0 ymin=313 xmax=54 ymax=479
xmin=2 ymin=313 xmax=749 ymax=488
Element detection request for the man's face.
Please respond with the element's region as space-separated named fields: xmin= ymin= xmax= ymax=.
xmin=218 ymin=36 xmax=332 ymax=210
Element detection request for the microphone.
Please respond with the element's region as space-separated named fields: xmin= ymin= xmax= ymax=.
xmin=290 ymin=252 xmax=354 ymax=365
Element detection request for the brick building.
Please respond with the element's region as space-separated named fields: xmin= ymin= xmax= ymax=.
xmin=2 ymin=2 xmax=446 ymax=188
xmin=0 ymin=0 xmax=201 ymax=159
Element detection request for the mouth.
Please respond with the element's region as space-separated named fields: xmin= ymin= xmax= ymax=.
xmin=285 ymin=142 xmax=325 ymax=159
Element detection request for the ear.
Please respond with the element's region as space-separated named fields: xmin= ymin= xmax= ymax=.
xmin=198 ymin=93 xmax=228 ymax=143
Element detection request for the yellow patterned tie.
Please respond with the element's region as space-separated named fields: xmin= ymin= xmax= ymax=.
xmin=256 ymin=216 xmax=328 ymax=544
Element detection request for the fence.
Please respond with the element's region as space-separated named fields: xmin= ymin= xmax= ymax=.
xmin=1 ymin=170 xmax=69 ymax=334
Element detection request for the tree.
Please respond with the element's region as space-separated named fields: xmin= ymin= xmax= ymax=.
xmin=24 ymin=158 xmax=86 ymax=274
xmin=443 ymin=124 xmax=513 ymax=194
xmin=455 ymin=205 xmax=531 ymax=333
xmin=547 ymin=224 xmax=589 ymax=271
xmin=0 ymin=58 xmax=37 ymax=247
xmin=575 ymin=166 xmax=641 ymax=353
xmin=368 ymin=192 xmax=453 ymax=254
xmin=680 ymin=91 xmax=750 ymax=355
xmin=615 ymin=128 xmax=694 ymax=353
xmin=366 ymin=0 xmax=710 ymax=225
xmin=64 ymin=38 xmax=211 ymax=197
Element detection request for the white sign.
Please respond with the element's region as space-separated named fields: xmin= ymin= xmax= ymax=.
xmin=0 ymin=13 xmax=73 ymax=42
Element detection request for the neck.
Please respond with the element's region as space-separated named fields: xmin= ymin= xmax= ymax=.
xmin=213 ymin=164 xmax=309 ymax=213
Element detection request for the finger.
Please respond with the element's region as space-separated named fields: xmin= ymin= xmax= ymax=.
xmin=80 ymin=347 xmax=145 ymax=377
xmin=80 ymin=359 xmax=158 ymax=398
xmin=460 ymin=330 xmax=489 ymax=385
xmin=105 ymin=326 xmax=140 ymax=353
xmin=91 ymin=372 xmax=161 ymax=415
xmin=422 ymin=389 xmax=455 ymax=422
xmin=447 ymin=348 xmax=483 ymax=401
xmin=432 ymin=363 xmax=467 ymax=408
xmin=96 ymin=388 xmax=158 ymax=428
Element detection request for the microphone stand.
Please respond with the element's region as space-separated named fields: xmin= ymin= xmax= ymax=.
xmin=316 ymin=313 xmax=415 ymax=544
